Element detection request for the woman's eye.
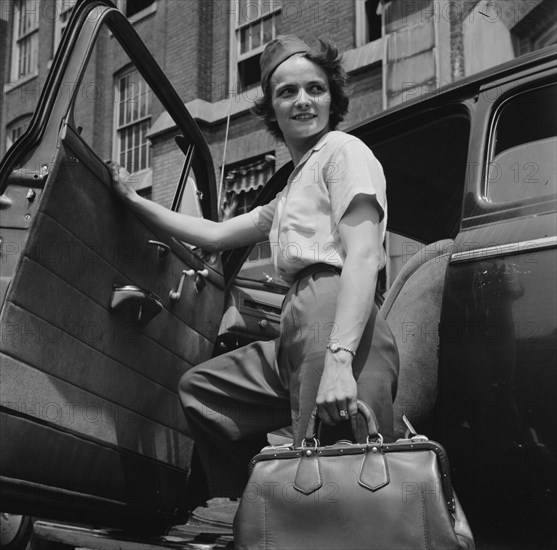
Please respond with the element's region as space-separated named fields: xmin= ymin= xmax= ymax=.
xmin=309 ymin=85 xmax=325 ymax=94
xmin=280 ymin=88 xmax=295 ymax=97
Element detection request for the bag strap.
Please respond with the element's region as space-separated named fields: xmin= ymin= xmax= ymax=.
xmin=304 ymin=400 xmax=382 ymax=444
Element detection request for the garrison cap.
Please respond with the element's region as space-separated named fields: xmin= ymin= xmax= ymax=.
xmin=260 ymin=35 xmax=311 ymax=88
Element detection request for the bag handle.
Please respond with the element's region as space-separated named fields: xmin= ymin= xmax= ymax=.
xmin=304 ymin=400 xmax=382 ymax=445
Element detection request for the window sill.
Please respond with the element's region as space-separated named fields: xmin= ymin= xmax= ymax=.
xmin=127 ymin=1 xmax=157 ymax=25
xmin=342 ymin=38 xmax=384 ymax=73
xmin=3 ymin=72 xmax=39 ymax=95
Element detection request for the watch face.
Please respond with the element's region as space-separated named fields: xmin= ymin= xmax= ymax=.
xmin=329 ymin=343 xmax=340 ymax=352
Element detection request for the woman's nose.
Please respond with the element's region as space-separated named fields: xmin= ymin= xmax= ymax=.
xmin=295 ymin=88 xmax=311 ymax=107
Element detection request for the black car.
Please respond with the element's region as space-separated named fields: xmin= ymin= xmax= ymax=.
xmin=1 ymin=1 xmax=555 ymax=548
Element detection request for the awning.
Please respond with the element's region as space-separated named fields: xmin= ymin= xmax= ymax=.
xmin=224 ymin=157 xmax=274 ymax=195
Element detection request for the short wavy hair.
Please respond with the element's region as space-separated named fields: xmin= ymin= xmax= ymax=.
xmin=252 ymin=39 xmax=350 ymax=142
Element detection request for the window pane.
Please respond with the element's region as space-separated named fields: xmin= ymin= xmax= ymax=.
xmin=252 ymin=21 xmax=261 ymax=49
xmin=494 ymin=85 xmax=556 ymax=156
xmin=246 ymin=1 xmax=260 ymax=22
xmin=132 ymin=89 xmax=139 ymax=121
xmin=274 ymin=11 xmax=283 ymax=36
xmin=238 ymin=53 xmax=262 ymax=90
xmin=18 ymin=40 xmax=26 ymax=76
xmin=263 ymin=16 xmax=273 ymax=43
xmin=365 ymin=0 xmax=382 ymax=42
xmin=240 ymin=27 xmax=249 ymax=53
xmin=30 ymin=32 xmax=37 ymax=73
xmin=488 ymin=84 xmax=557 ymax=203
xmin=21 ymin=0 xmax=29 ymax=34
xmin=140 ymin=86 xmax=148 ymax=117
xmin=6 ymin=117 xmax=30 ymax=149
xmin=238 ymin=0 xmax=248 ymax=22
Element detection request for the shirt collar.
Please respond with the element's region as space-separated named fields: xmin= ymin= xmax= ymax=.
xmin=312 ymin=131 xmax=332 ymax=151
xmin=293 ymin=131 xmax=332 ymax=169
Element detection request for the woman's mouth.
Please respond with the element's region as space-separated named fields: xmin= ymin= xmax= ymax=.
xmin=292 ymin=114 xmax=316 ymax=121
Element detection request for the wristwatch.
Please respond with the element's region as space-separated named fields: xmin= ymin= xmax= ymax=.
xmin=326 ymin=343 xmax=356 ymax=357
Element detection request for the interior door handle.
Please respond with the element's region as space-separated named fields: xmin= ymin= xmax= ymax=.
xmin=169 ymin=268 xmax=208 ymax=304
xmin=195 ymin=269 xmax=209 ymax=292
xmin=110 ymin=285 xmax=163 ymax=326
xmin=147 ymin=239 xmax=170 ymax=261
xmin=169 ymin=269 xmax=195 ymax=303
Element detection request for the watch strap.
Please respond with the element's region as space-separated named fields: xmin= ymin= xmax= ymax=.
xmin=327 ymin=343 xmax=356 ymax=357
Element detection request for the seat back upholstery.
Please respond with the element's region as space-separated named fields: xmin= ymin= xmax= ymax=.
xmin=380 ymin=239 xmax=455 ymax=439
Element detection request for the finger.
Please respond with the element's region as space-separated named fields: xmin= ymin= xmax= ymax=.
xmin=324 ymin=401 xmax=341 ymax=424
xmin=109 ymin=165 xmax=119 ymax=182
xmin=347 ymin=398 xmax=358 ymax=419
xmin=337 ymin=398 xmax=349 ymax=422
xmin=317 ymin=403 xmax=334 ymax=426
xmin=109 ymin=163 xmax=120 ymax=178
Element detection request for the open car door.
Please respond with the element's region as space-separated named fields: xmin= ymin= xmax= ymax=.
xmin=0 ymin=0 xmax=224 ymax=531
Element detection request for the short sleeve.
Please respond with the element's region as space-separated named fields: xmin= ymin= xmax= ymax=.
xmin=325 ymin=139 xmax=386 ymax=226
xmin=248 ymin=193 xmax=280 ymax=238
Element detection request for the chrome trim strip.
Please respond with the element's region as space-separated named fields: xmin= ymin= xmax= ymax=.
xmin=450 ymin=236 xmax=557 ymax=263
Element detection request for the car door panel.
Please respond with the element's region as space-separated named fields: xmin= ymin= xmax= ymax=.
xmin=219 ymin=169 xmax=291 ymax=352
xmin=39 ymin=124 xmax=223 ymax=343
xmin=218 ymin=284 xmax=283 ymax=352
xmin=0 ymin=1 xmax=222 ymax=528
xmin=1 ymin=301 xmax=183 ymax=431
xmin=0 ymin=133 xmax=215 ymax=524
xmin=1 ymin=412 xmax=187 ymax=523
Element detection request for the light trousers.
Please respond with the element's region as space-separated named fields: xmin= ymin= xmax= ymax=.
xmin=179 ymin=265 xmax=399 ymax=500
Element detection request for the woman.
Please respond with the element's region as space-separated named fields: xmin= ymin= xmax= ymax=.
xmin=110 ymin=35 xmax=398 ymax=505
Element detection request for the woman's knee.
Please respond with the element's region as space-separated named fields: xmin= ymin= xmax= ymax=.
xmin=178 ymin=367 xmax=202 ymax=410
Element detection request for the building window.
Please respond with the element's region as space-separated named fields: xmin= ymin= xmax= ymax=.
xmin=114 ymin=69 xmax=152 ymax=173
xmin=53 ymin=0 xmax=76 ymax=55
xmin=355 ymin=0 xmax=383 ymax=47
xmin=6 ymin=116 xmax=31 ymax=150
xmin=511 ymin=0 xmax=557 ymax=56
xmin=10 ymin=0 xmax=39 ymax=82
xmin=232 ymin=0 xmax=282 ymax=91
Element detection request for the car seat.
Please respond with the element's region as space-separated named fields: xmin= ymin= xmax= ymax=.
xmin=380 ymin=239 xmax=456 ymax=439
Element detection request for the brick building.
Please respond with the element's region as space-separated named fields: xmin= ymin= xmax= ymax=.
xmin=1 ymin=0 xmax=555 ymax=284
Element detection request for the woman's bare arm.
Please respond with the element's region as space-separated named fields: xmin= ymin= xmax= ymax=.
xmin=316 ymin=195 xmax=383 ymax=424
xmin=110 ymin=163 xmax=264 ymax=251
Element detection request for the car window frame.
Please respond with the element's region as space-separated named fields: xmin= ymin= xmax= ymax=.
xmin=461 ymin=65 xmax=557 ymax=229
xmin=484 ymin=81 xmax=556 ymax=206
xmin=1 ymin=1 xmax=218 ymax=224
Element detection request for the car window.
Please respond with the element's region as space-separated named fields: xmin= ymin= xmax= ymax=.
xmin=176 ymin=175 xmax=203 ymax=218
xmin=487 ymin=83 xmax=557 ymax=204
xmin=236 ymin=239 xmax=288 ymax=285
xmin=367 ymin=108 xmax=470 ymax=244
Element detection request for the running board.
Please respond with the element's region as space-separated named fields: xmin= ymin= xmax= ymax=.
xmin=33 ymin=520 xmax=233 ymax=549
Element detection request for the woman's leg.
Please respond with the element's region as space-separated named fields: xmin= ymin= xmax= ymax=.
xmin=178 ymin=338 xmax=292 ymax=501
xmin=279 ymin=271 xmax=399 ymax=445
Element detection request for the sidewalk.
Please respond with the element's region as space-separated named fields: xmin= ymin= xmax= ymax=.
xmin=166 ymin=499 xmax=238 ymax=549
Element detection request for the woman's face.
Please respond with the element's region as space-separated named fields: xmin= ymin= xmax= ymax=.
xmin=270 ymin=55 xmax=332 ymax=150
